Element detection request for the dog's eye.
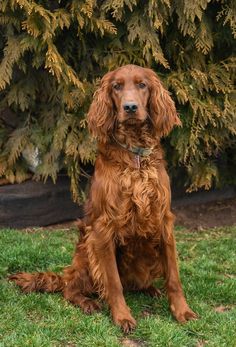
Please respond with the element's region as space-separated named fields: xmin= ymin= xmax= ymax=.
xmin=113 ymin=83 xmax=122 ymax=91
xmin=138 ymin=82 xmax=146 ymax=89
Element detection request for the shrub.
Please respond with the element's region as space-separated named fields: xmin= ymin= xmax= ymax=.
xmin=0 ymin=0 xmax=235 ymax=200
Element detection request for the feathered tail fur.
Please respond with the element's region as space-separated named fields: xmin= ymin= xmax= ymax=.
xmin=8 ymin=271 xmax=64 ymax=293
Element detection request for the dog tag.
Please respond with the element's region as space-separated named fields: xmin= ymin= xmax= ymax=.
xmin=134 ymin=155 xmax=140 ymax=169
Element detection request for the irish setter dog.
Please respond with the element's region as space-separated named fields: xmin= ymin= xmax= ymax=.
xmin=9 ymin=65 xmax=197 ymax=332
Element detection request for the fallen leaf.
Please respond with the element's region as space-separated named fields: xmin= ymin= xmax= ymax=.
xmin=214 ymin=305 xmax=231 ymax=313
xmin=196 ymin=340 xmax=208 ymax=347
xmin=121 ymin=338 xmax=145 ymax=347
xmin=141 ymin=309 xmax=153 ymax=317
xmin=224 ymin=273 xmax=236 ymax=279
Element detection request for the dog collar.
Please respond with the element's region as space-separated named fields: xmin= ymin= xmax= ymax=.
xmin=112 ymin=134 xmax=153 ymax=157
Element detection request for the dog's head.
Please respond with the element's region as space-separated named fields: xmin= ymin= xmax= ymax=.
xmin=87 ymin=65 xmax=181 ymax=142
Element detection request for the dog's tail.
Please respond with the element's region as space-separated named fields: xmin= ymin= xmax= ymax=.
xmin=8 ymin=271 xmax=64 ymax=293
xmin=8 ymin=220 xmax=87 ymax=294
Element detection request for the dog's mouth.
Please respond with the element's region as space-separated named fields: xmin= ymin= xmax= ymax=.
xmin=121 ymin=113 xmax=148 ymax=125
xmin=123 ymin=118 xmax=142 ymax=125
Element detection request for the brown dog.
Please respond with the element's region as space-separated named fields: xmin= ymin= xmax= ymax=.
xmin=9 ymin=65 xmax=197 ymax=332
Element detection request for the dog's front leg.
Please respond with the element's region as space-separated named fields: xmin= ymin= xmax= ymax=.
xmin=162 ymin=212 xmax=198 ymax=323
xmin=86 ymin=228 xmax=136 ymax=332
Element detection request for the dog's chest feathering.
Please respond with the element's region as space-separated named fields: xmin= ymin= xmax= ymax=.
xmin=114 ymin=164 xmax=169 ymax=241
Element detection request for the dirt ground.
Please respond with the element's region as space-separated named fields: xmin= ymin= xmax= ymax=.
xmin=173 ymin=197 xmax=236 ymax=230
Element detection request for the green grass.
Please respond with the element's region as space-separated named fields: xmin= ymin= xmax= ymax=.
xmin=0 ymin=226 xmax=235 ymax=347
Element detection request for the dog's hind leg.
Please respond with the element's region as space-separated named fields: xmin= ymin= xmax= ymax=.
xmin=63 ymin=287 xmax=101 ymax=314
xmin=62 ymin=244 xmax=101 ymax=314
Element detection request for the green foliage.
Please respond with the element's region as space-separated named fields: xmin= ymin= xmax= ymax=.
xmin=0 ymin=0 xmax=235 ymax=199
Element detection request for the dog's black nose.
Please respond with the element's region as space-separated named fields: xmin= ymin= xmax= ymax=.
xmin=123 ymin=102 xmax=138 ymax=113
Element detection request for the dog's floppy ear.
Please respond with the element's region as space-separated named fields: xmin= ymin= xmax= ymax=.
xmin=87 ymin=71 xmax=114 ymax=142
xmin=147 ymin=69 xmax=181 ymax=137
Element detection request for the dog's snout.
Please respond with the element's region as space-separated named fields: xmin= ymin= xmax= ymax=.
xmin=123 ymin=102 xmax=138 ymax=114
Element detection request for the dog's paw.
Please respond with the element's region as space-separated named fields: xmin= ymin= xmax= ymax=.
xmin=173 ymin=307 xmax=198 ymax=323
xmin=80 ymin=298 xmax=102 ymax=314
xmin=170 ymin=298 xmax=198 ymax=323
xmin=115 ymin=316 xmax=137 ymax=333
xmin=112 ymin=308 xmax=137 ymax=333
xmin=120 ymin=318 xmax=137 ymax=333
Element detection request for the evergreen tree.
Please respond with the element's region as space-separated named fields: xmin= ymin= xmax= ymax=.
xmin=0 ymin=0 xmax=235 ymax=200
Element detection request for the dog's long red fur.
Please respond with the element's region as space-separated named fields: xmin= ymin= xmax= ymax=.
xmin=9 ymin=65 xmax=197 ymax=332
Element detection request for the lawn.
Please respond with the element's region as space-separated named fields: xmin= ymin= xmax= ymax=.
xmin=0 ymin=226 xmax=235 ymax=347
